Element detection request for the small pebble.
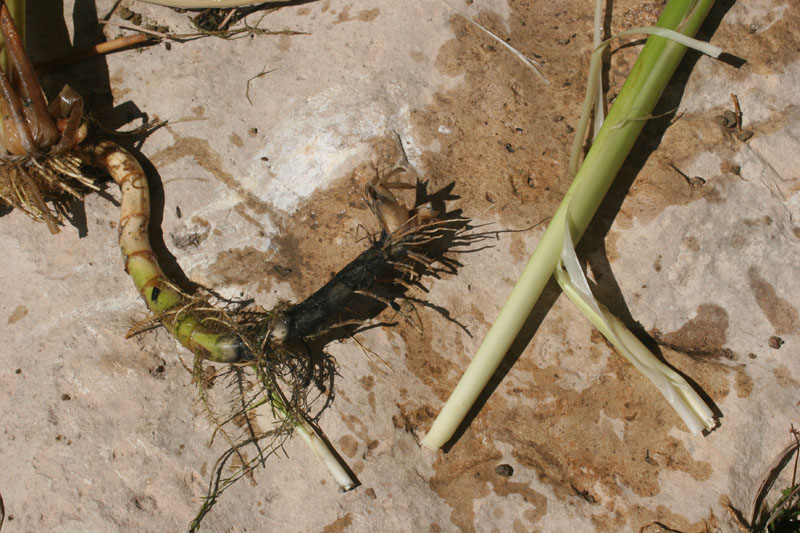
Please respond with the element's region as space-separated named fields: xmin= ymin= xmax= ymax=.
xmin=495 ymin=464 xmax=514 ymax=477
xmin=688 ymin=175 xmax=706 ymax=187
xmin=768 ymin=336 xmax=784 ymax=349
xmin=273 ymin=265 xmax=292 ymax=276
xmin=715 ymin=111 xmax=737 ymax=129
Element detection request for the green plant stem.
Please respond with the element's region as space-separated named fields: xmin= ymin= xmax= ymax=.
xmin=423 ymin=0 xmax=716 ymax=450
xmin=253 ymin=364 xmax=356 ymax=491
xmin=592 ymin=0 xmax=605 ymax=136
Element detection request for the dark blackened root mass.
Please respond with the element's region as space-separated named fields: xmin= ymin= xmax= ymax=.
xmin=189 ymin=176 xmax=492 ymax=529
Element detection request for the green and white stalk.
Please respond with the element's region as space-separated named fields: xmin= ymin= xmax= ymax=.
xmin=423 ymin=0 xmax=720 ymax=450
xmin=284 ymin=403 xmax=356 ymax=490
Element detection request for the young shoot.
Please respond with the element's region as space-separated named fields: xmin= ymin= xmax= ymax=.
xmin=554 ymin=213 xmax=714 ymax=434
xmin=423 ymin=0 xmax=721 ymax=451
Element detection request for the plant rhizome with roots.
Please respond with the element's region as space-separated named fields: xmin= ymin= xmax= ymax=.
xmin=0 ymin=4 xmax=487 ymax=527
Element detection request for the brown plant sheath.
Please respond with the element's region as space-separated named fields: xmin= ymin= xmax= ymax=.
xmin=89 ymin=141 xmax=243 ymax=363
xmin=0 ymin=3 xmax=59 ymax=149
xmin=0 ymin=71 xmax=37 ymax=154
